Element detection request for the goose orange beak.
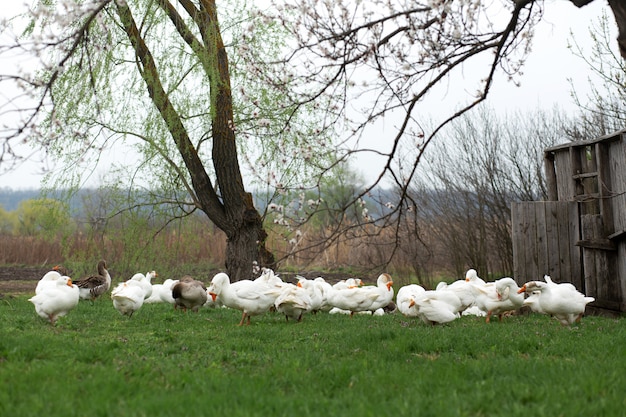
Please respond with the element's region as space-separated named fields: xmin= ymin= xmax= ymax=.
xmin=517 ymin=285 xmax=526 ymax=294
xmin=67 ymin=279 xmax=73 ymax=287
xmin=209 ymin=292 xmax=217 ymax=302
xmin=386 ymin=282 xmax=393 ymax=291
xmin=409 ymin=299 xmax=415 ymax=308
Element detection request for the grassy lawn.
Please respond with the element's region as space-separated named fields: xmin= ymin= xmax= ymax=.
xmin=1 ymin=295 xmax=624 ymax=417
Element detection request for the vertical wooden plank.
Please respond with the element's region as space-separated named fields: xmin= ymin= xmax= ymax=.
xmin=618 ymin=243 xmax=626 ymax=311
xmin=544 ymin=152 xmax=558 ymax=201
xmin=609 ymin=139 xmax=626 ymax=234
xmin=555 ymin=201 xmax=571 ymax=282
xmin=511 ymin=202 xmax=524 ymax=285
xmin=590 ymin=215 xmax=618 ymax=308
xmin=519 ymin=203 xmax=536 ymax=283
xmin=567 ymin=202 xmax=582 ymax=291
xmin=555 ymin=152 xmax=573 ymax=200
xmin=525 ymin=203 xmax=539 ymax=282
xmin=609 ymin=137 xmax=626 ymax=311
xmin=535 ymin=202 xmax=548 ymax=280
xmin=544 ymin=202 xmax=561 ymax=279
xmin=596 ymin=141 xmax=614 ymax=233
xmin=570 ymin=146 xmax=583 ymax=198
xmin=581 ymin=215 xmax=599 ymax=298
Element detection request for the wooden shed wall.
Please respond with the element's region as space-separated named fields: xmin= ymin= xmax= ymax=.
xmin=619 ymin=244 xmax=626 ymax=311
xmin=511 ymin=201 xmax=582 ymax=289
xmin=607 ymin=138 xmax=626 ymax=236
xmin=554 ymin=151 xmax=573 ymax=201
xmin=525 ymin=131 xmax=626 ymax=313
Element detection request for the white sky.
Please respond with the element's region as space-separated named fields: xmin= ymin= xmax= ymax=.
xmin=0 ymin=0 xmax=616 ymax=190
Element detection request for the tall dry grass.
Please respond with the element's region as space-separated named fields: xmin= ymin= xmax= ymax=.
xmin=0 ymin=235 xmax=64 ymax=265
xmin=0 ymin=226 xmax=228 ymax=281
xmin=1 ymin=215 xmax=468 ymax=287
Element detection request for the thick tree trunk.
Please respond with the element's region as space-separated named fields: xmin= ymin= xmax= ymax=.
xmin=607 ymin=0 xmax=626 ymax=58
xmin=571 ymin=0 xmax=626 ymax=59
xmin=198 ymin=0 xmax=275 ymax=281
xmin=117 ymin=0 xmax=275 ymax=282
xmin=226 ymin=213 xmax=276 ymax=281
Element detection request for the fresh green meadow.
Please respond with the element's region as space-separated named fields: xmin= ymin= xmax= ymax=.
xmin=1 ymin=296 xmax=625 ymax=417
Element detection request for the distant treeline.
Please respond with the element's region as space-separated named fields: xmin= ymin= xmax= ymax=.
xmin=0 ymin=188 xmax=44 ymax=211
xmin=0 ymin=187 xmax=402 ymax=218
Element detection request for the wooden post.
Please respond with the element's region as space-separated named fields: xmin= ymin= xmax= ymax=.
xmin=543 ymin=151 xmax=558 ymax=201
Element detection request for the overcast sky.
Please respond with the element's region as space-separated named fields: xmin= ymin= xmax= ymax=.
xmin=0 ymin=0 xmax=616 ymax=190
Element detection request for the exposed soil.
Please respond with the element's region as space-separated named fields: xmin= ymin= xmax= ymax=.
xmin=0 ymin=266 xmax=50 ymax=295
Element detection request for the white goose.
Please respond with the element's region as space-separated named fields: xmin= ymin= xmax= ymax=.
xmin=313 ymin=277 xmax=334 ymax=312
xmin=363 ymin=273 xmax=395 ymax=312
xmin=208 ymin=272 xmax=282 ymax=325
xmin=518 ymin=277 xmax=595 ymax=326
xmin=465 ymin=269 xmax=487 ymax=286
xmin=129 ymin=271 xmax=159 ymax=300
xmin=111 ymin=280 xmax=145 ymax=317
xmin=35 ymin=265 xmax=67 ymax=295
xmin=28 ymin=275 xmax=79 ymax=325
xmin=296 ymin=277 xmax=324 ymax=314
xmin=257 ymin=268 xmax=286 ymax=285
xmin=471 ymin=277 xmax=524 ymax=323
xmin=410 ymin=295 xmax=459 ymax=325
xmin=396 ymin=284 xmax=426 ymax=317
xmin=522 ymin=290 xmax=545 ymax=314
xmin=274 ymin=283 xmax=312 ymax=322
xmin=128 ymin=270 xmax=157 ymax=300
xmin=145 ymin=278 xmax=179 ymax=304
xmin=436 ymin=279 xmax=476 ymax=313
xmin=332 ymin=278 xmax=363 ymax=290
xmin=326 ymin=273 xmax=394 ymax=316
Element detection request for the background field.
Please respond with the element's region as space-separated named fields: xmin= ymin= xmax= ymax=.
xmin=1 ymin=294 xmax=624 ymax=417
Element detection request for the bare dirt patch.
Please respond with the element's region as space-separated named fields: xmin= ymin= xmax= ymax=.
xmin=0 ymin=266 xmax=48 ymax=295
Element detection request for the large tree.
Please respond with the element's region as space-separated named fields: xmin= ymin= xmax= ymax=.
xmin=1 ymin=0 xmax=624 ymax=277
xmin=0 ymin=0 xmax=338 ymax=280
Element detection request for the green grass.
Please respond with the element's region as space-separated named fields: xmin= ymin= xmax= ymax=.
xmin=1 ymin=296 xmax=625 ymax=417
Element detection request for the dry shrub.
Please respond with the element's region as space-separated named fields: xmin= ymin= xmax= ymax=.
xmin=0 ymin=235 xmax=64 ymax=265
xmin=2 ymin=215 xmax=447 ymax=287
xmin=0 ymin=220 xmax=227 ymax=278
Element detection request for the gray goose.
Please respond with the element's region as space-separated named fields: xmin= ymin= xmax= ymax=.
xmin=172 ymin=275 xmax=207 ymax=312
xmin=74 ymin=260 xmax=111 ymax=301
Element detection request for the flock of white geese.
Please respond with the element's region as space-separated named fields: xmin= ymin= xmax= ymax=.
xmin=27 ymin=261 xmax=595 ymax=327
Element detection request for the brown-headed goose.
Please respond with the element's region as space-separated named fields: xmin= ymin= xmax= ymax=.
xmin=171 ymin=276 xmax=207 ymax=312
xmin=73 ymin=260 xmax=111 ymax=301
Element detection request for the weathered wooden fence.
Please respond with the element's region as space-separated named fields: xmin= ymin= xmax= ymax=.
xmin=512 ymin=201 xmax=626 ymax=312
xmin=511 ymin=201 xmax=582 ymax=290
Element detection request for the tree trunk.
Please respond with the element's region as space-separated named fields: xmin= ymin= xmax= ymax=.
xmin=199 ymin=0 xmax=275 ymax=281
xmin=572 ymin=0 xmax=626 ymax=59
xmin=226 ymin=210 xmax=276 ymax=281
xmin=117 ymin=0 xmax=275 ymax=282
xmin=607 ymin=0 xmax=626 ymax=58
